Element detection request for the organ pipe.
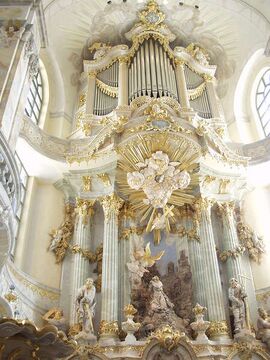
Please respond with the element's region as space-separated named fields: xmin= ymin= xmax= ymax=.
xmin=163 ymin=51 xmax=169 ymax=96
xmin=94 ymin=61 xmax=119 ymax=116
xmin=131 ymin=61 xmax=134 ymax=100
xmin=92 ymin=38 xmax=212 ymax=116
xmin=141 ymin=44 xmax=146 ymax=95
xmin=159 ymin=45 xmax=166 ymax=96
xmin=184 ymin=65 xmax=204 ymax=89
xmin=190 ymin=88 xmax=212 ymax=118
xmin=137 ymin=47 xmax=142 ymax=96
xmin=128 ymin=67 xmax=131 ymax=100
xmin=149 ymin=39 xmax=157 ymax=97
xmin=128 ymin=39 xmax=178 ymax=101
xmin=145 ymin=40 xmax=151 ymax=96
xmin=155 ymin=41 xmax=162 ymax=97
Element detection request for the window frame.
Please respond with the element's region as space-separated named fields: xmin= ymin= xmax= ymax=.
xmin=24 ymin=70 xmax=43 ymax=125
xmin=255 ymin=68 xmax=270 ymax=138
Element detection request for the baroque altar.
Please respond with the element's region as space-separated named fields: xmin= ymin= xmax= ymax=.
xmin=1 ymin=1 xmax=269 ymax=359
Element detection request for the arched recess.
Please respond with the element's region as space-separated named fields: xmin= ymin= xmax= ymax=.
xmin=142 ymin=339 xmax=198 ymax=360
xmin=234 ymin=48 xmax=270 ymax=143
xmin=0 ymin=296 xmax=12 ymax=318
xmin=38 ymin=48 xmax=71 ymax=138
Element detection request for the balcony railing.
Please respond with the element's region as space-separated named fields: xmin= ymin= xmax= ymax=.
xmin=0 ymin=133 xmax=20 ymax=213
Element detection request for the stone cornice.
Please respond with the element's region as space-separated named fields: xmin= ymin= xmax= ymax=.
xmin=20 ymin=115 xmax=68 ymax=161
xmin=242 ymin=137 xmax=270 ymax=165
xmin=20 ymin=115 xmax=270 ymax=170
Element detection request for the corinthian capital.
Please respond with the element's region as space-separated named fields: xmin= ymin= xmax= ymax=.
xmin=75 ymin=198 xmax=95 ymax=225
xmin=194 ymin=197 xmax=214 ymax=213
xmin=100 ymin=193 xmax=124 ymax=221
xmin=217 ymin=201 xmax=235 ymax=219
xmin=192 ymin=197 xmax=214 ymax=223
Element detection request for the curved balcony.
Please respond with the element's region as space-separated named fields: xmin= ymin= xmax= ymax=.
xmin=0 ymin=132 xmax=21 ymax=270
xmin=0 ymin=133 xmax=21 ymax=212
xmin=242 ymin=137 xmax=270 ymax=165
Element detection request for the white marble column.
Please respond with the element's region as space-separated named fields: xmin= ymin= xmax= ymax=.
xmin=218 ymin=202 xmax=243 ymax=281
xmin=100 ymin=193 xmax=123 ymax=339
xmin=204 ymin=76 xmax=220 ymax=118
xmin=118 ymin=206 xmax=133 ymax=322
xmin=86 ymin=71 xmax=96 ymax=114
xmin=194 ymin=198 xmax=228 ymax=339
xmin=175 ymin=60 xmax=190 ymax=110
xmin=187 ymin=206 xmax=207 ymax=308
xmin=70 ymin=199 xmax=95 ymax=324
xmin=118 ymin=58 xmax=128 ymax=107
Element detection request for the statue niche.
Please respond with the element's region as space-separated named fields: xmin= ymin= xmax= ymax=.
xmin=142 ymin=341 xmax=197 ymax=360
xmin=131 ymin=250 xmax=193 ymax=338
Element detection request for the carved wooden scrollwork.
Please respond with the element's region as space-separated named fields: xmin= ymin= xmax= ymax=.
xmin=142 ymin=340 xmax=198 ymax=360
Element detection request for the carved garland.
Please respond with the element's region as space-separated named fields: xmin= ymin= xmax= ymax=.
xmin=96 ymin=78 xmax=118 ymax=98
xmin=188 ymin=82 xmax=206 ymax=100
xmin=237 ymin=219 xmax=265 ymax=264
xmin=217 ymin=246 xmax=245 ymax=262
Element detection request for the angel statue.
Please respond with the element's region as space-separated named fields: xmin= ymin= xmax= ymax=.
xmin=49 ymin=228 xmax=63 ymax=251
xmin=127 ymin=151 xmax=190 ymax=209
xmin=257 ymin=307 xmax=270 ymax=349
xmin=150 ymin=206 xmax=174 ymax=244
xmin=127 ymin=241 xmax=164 ymax=289
xmin=75 ymin=278 xmax=96 ymax=341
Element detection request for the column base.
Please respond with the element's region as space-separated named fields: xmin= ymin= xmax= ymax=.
xmin=207 ymin=321 xmax=230 ymax=341
xmin=99 ymin=320 xmax=119 ymax=345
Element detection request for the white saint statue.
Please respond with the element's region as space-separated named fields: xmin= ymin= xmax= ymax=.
xmin=76 ymin=278 xmax=96 ymax=335
xmin=149 ymin=275 xmax=174 ymax=315
xmin=228 ymin=278 xmax=247 ymax=333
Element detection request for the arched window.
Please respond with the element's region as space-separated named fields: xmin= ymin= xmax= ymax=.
xmin=24 ymin=70 xmax=43 ymax=125
xmin=256 ymin=68 xmax=270 ymax=137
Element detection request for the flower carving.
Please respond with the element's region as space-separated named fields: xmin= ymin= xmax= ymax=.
xmin=127 ymin=151 xmax=190 ymax=208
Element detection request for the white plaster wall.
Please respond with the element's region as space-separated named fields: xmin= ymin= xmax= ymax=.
xmin=15 ymin=178 xmax=64 ymax=288
xmin=232 ymin=48 xmax=270 ymax=144
xmin=243 ymin=185 xmax=270 ymax=290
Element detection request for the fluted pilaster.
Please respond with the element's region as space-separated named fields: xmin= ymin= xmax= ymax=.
xmin=118 ymin=58 xmax=128 ymax=107
xmin=217 ymin=201 xmax=243 ymax=281
xmin=70 ymin=199 xmax=95 ymax=324
xmin=194 ymin=198 xmax=227 ymax=333
xmin=175 ymin=60 xmax=190 ymax=110
xmin=100 ymin=193 xmax=123 ymax=337
xmin=86 ymin=71 xmax=96 ymax=114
